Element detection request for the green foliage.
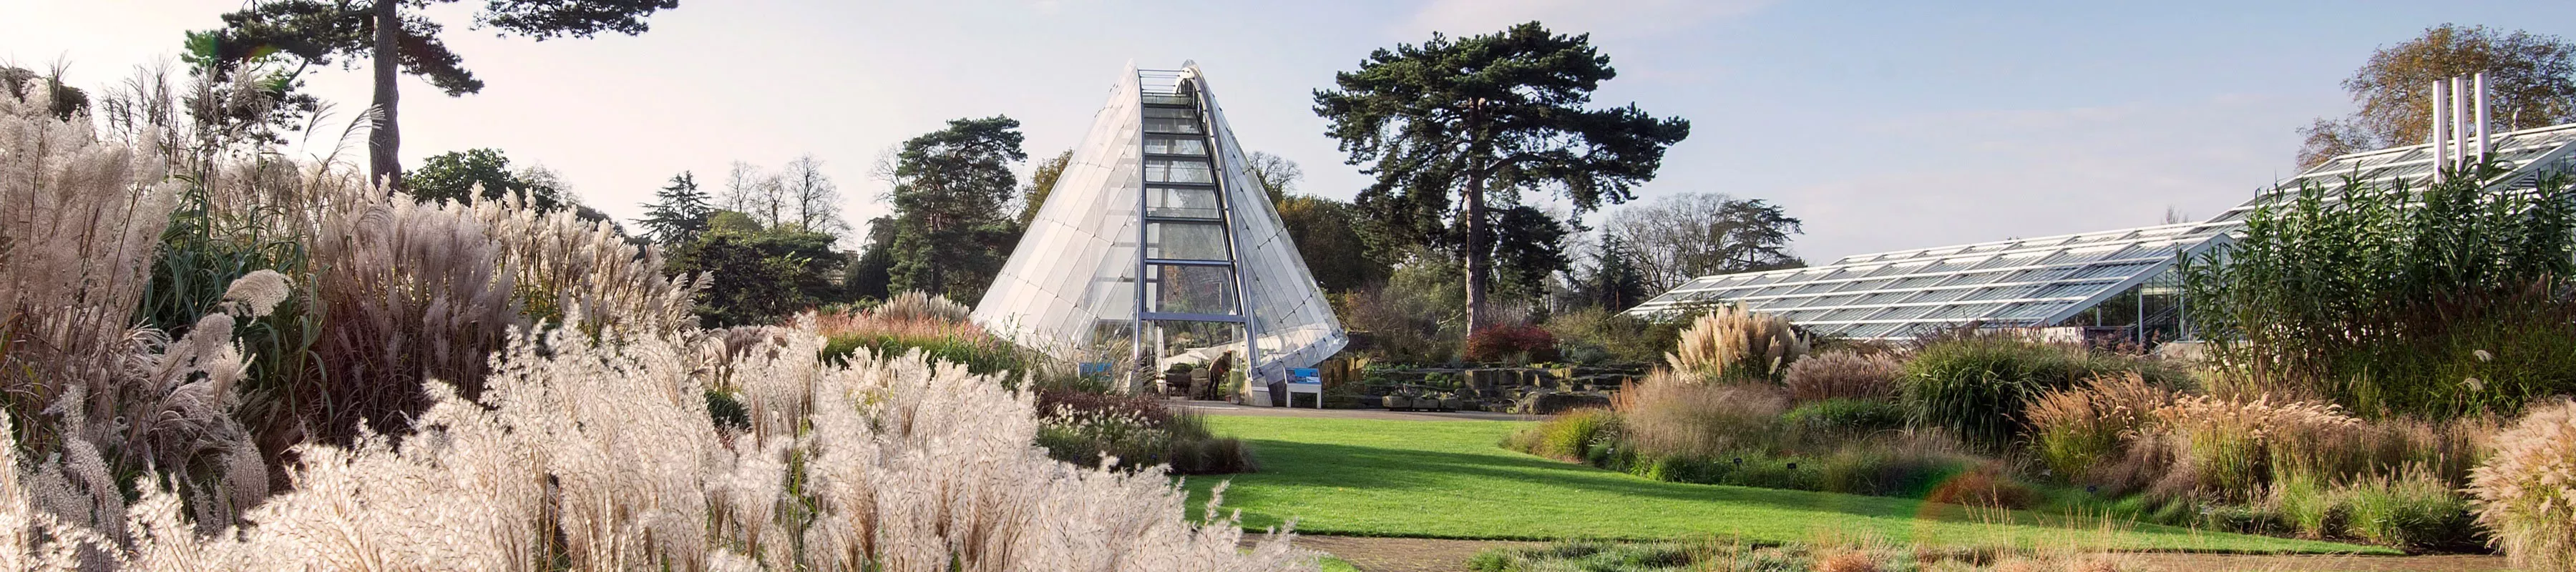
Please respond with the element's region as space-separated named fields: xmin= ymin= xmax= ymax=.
xmin=2184 ymin=169 xmax=2576 ymax=417
xmin=887 ymin=116 xmax=1027 ymax=303
xmin=1032 ymin=383 xmax=1254 ymax=475
xmin=2340 ymin=469 xmax=2482 ymax=551
xmin=665 ymin=217 xmax=849 ymax=327
xmin=636 ymin=172 xmax=712 ymax=245
xmin=1541 ymin=306 xmax=1678 ymax=365
xmin=1781 ymin=398 xmax=1906 ymax=436
xmin=1335 ymin=252 xmax=1468 ymax=364
xmin=1899 ymin=335 xmax=2175 ymax=448
xmin=1561 ymin=234 xmax=1654 ymax=311
xmin=1316 ymin=21 xmax=1690 ymax=329
xmin=1016 ymin=149 xmax=1071 ymax=225
xmin=1 ymin=66 xmax=91 ymax=120
xmin=1464 ymin=324 xmax=1558 ymax=365
xmin=703 ymin=389 xmax=749 ymax=431
xmin=403 ymin=148 xmax=565 ymax=210
xmin=1275 ymin=194 xmax=1390 ymax=292
xmin=1506 ymin=408 xmax=1619 ymax=461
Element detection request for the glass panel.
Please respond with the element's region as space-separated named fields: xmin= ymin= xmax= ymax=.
xmin=1146 ymin=186 xmax=1222 ymax=220
xmin=1147 ymin=221 xmax=1230 ymax=260
xmin=1145 ymin=118 xmax=1203 ymax=134
xmin=1150 ymin=265 xmax=1238 ymax=315
xmin=1144 ymin=107 xmax=1197 ymax=119
xmin=1145 ymin=136 xmax=1208 ymax=156
xmin=1141 ymin=94 xmax=1194 ymax=106
xmin=1145 ymin=158 xmax=1214 ymax=184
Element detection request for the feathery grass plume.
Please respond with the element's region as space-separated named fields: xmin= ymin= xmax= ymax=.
xmin=310 ymin=187 xmax=521 ymax=442
xmin=472 ymin=191 xmax=707 ymax=335
xmin=2136 ymin=394 xmax=2360 ymax=501
xmin=0 ymin=75 xmax=182 ymax=453
xmin=1664 ymin=304 xmax=1805 ymax=383
xmin=2026 ymin=373 xmax=2176 ymax=484
xmin=873 ymin=290 xmax=973 ymax=324
xmin=2467 ymin=398 xmax=2576 ymax=570
xmin=1783 ymin=351 xmax=1903 ymax=403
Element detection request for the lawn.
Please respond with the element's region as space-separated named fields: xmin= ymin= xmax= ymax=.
xmin=1181 ymin=415 xmax=2391 ymax=555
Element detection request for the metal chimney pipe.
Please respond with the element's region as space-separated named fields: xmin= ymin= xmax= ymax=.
xmin=2453 ymin=76 xmax=2470 ymax=170
xmin=2433 ymin=79 xmax=2449 ymax=182
xmin=2475 ymin=72 xmax=2491 ymax=163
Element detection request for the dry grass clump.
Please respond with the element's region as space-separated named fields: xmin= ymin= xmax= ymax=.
xmin=1665 ymin=304 xmax=1806 ymax=383
xmin=2026 ymin=373 xmax=2177 ymax=483
xmin=1785 ymin=351 xmax=1903 ymax=403
xmin=1614 ymin=372 xmax=1789 ymax=459
xmin=872 ymin=290 xmax=973 ymax=323
xmin=2137 ymin=394 xmax=2360 ymax=500
xmin=2467 ymin=398 xmax=2576 ymax=570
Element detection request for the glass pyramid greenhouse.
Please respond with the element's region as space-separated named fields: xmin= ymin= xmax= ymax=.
xmin=973 ymin=64 xmax=1346 ymax=380
xmin=1626 ymin=121 xmax=2576 ymax=340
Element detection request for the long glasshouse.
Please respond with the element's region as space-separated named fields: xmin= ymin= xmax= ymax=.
xmin=1628 ymin=119 xmax=2576 ymax=342
xmin=973 ymin=64 xmax=1347 ymax=390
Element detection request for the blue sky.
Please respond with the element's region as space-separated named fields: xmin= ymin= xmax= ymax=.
xmin=7 ymin=0 xmax=2575 ymax=260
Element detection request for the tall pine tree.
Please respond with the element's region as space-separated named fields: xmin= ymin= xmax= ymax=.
xmin=887 ymin=116 xmax=1026 ymax=302
xmin=638 ymin=172 xmax=713 ymax=245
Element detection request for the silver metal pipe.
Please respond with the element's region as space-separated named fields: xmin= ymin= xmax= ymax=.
xmin=2476 ymin=72 xmax=2491 ymax=163
xmin=2433 ymin=79 xmax=2449 ymax=182
xmin=2453 ymin=76 xmax=2469 ymax=171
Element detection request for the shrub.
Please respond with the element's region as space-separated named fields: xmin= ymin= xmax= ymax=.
xmin=1924 ymin=465 xmax=2039 ymax=510
xmin=2341 ymin=467 xmax=2479 ymax=552
xmin=1464 ymin=323 xmax=1558 ymax=364
xmin=1782 ymin=398 xmax=1908 ymax=437
xmin=1665 ymin=304 xmax=1806 ymax=382
xmin=1901 ymin=335 xmax=2177 ymax=450
xmin=2467 ymin=398 xmax=2576 ymax=569
xmin=2183 ymin=170 xmax=2576 ymax=418
xmin=2265 ymin=470 xmax=2347 ymax=540
xmin=815 ymin=300 xmax=1028 ymax=375
xmin=2025 ymin=373 xmax=2176 ymax=482
xmin=1813 ymin=439 xmax=1979 ymax=498
xmin=1031 ymin=384 xmax=1254 ymax=475
xmin=1612 ymin=374 xmax=1787 ymax=459
xmin=1783 ymin=351 xmax=1902 ymax=403
xmin=1541 ymin=306 xmax=1681 ymax=364
xmin=1507 ymin=408 xmax=1621 ymax=461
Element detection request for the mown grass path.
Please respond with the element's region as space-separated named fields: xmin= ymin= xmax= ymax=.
xmin=1183 ymin=415 xmax=2390 ymax=555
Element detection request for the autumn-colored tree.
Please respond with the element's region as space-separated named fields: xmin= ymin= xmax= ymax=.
xmin=2301 ymin=24 xmax=2576 ymax=167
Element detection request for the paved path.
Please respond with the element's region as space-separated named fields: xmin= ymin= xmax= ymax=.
xmin=1175 ymin=400 xmax=1539 ymax=422
xmin=1268 ymin=535 xmax=2514 ymax=572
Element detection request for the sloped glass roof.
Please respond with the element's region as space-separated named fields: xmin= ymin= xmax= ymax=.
xmin=1626 ymin=122 xmax=2576 ymax=339
xmin=975 ymin=64 xmax=1346 ymax=378
xmin=2193 ymin=122 xmax=2576 ymax=232
xmin=1626 ymin=223 xmax=2225 ymax=338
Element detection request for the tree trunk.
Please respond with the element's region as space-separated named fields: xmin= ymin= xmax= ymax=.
xmin=1462 ymin=168 xmax=1491 ymax=333
xmin=368 ymin=0 xmax=401 ymax=191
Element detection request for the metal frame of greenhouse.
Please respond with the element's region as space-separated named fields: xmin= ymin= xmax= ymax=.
xmin=973 ymin=63 xmax=1347 ymax=383
xmin=1627 ymin=111 xmax=2576 ymax=341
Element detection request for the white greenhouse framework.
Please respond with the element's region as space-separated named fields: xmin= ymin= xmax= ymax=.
xmin=974 ymin=64 xmax=1347 ymax=381
xmin=1629 ymin=119 xmax=2576 ymax=340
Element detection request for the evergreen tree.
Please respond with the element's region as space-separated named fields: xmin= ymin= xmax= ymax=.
xmin=638 ymin=172 xmax=713 ymax=245
xmin=208 ymin=0 xmax=678 ymax=188
xmin=887 ymin=116 xmax=1026 ymax=302
xmin=1315 ymin=21 xmax=1689 ymax=331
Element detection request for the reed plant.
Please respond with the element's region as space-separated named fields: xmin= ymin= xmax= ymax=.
xmin=2183 ymin=167 xmax=2576 ymax=418
xmin=1782 ymin=350 xmax=1902 ymax=403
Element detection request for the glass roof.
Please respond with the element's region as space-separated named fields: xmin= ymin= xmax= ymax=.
xmin=2192 ymin=122 xmax=2576 ymax=232
xmin=1626 ymin=223 xmax=2225 ymax=338
xmin=1627 ymin=122 xmax=2576 ymax=339
xmin=974 ymin=64 xmax=1347 ymax=375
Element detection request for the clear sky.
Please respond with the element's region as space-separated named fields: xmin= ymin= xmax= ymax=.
xmin=7 ymin=1 xmax=2575 ymax=261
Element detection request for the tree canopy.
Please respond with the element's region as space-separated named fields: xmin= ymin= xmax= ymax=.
xmin=2301 ymin=24 xmax=2576 ymax=167
xmin=1606 ymin=193 xmax=1805 ymax=291
xmin=638 ymin=172 xmax=713 ymax=245
xmin=404 ymin=148 xmax=566 ymax=210
xmin=1315 ymin=21 xmax=1689 ymax=330
xmin=886 ymin=116 xmax=1028 ymax=302
xmin=208 ymin=0 xmax=678 ymax=187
